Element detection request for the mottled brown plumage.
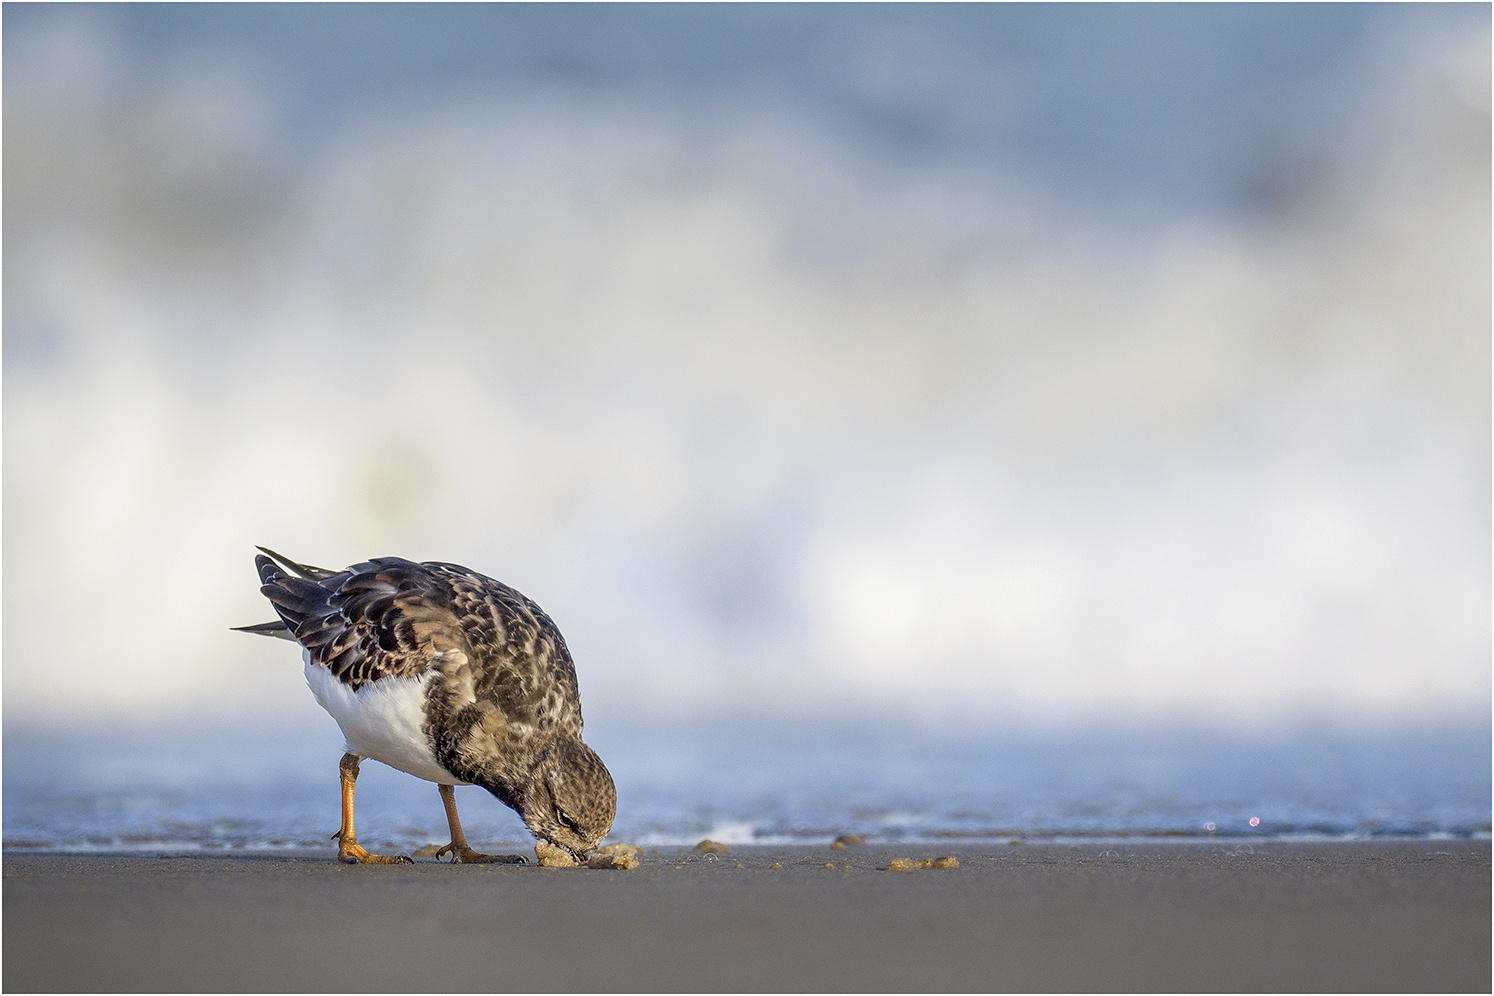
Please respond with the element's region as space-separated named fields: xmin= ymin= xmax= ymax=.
xmin=237 ymin=547 xmax=616 ymax=863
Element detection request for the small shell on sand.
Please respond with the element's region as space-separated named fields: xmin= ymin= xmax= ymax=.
xmin=832 ymin=834 xmax=866 ymax=848
xmin=693 ymin=839 xmax=731 ymax=855
xmin=534 ymin=840 xmax=579 ymax=867
xmin=887 ymin=855 xmax=959 ymax=871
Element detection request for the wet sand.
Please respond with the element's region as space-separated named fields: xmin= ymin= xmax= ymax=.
xmin=4 ymin=841 xmax=1488 ymax=992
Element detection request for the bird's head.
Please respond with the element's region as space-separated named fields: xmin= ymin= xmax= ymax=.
xmin=520 ymin=735 xmax=616 ymax=860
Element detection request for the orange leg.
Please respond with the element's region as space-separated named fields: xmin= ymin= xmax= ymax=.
xmin=434 ymin=784 xmax=527 ymax=864
xmin=333 ymin=753 xmax=411 ymax=865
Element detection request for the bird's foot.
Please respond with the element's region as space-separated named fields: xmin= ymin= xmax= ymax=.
xmin=434 ymin=842 xmax=528 ymax=864
xmin=337 ymin=839 xmax=413 ymax=865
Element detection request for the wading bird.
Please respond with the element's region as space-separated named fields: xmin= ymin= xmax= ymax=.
xmin=237 ymin=548 xmax=615 ymax=864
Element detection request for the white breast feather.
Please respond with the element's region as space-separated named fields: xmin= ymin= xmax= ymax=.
xmin=303 ymin=653 xmax=465 ymax=785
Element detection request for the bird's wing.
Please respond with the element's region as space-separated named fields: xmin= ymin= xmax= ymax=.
xmin=254 ymin=554 xmax=471 ymax=691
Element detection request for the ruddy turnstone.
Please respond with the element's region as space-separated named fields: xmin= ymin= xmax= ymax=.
xmin=235 ymin=548 xmax=615 ymax=865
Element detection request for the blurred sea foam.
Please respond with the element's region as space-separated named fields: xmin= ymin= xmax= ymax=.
xmin=4 ymin=6 xmax=1488 ymax=738
xmin=4 ymin=719 xmax=1488 ymax=851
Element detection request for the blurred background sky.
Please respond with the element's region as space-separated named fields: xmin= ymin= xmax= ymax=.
xmin=5 ymin=3 xmax=1490 ymax=736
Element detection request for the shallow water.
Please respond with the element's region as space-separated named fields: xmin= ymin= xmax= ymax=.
xmin=4 ymin=718 xmax=1488 ymax=852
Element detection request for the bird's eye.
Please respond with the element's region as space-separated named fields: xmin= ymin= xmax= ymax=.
xmin=557 ymin=812 xmax=584 ymax=836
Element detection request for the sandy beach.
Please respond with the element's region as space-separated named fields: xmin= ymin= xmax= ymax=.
xmin=4 ymin=840 xmax=1487 ymax=992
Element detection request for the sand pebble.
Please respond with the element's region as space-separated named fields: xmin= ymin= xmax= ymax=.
xmin=587 ymin=851 xmax=638 ymax=870
xmin=831 ymin=834 xmax=866 ymax=848
xmin=887 ymin=855 xmax=959 ymax=871
xmin=770 ymin=862 xmax=783 ymax=869
xmin=534 ymin=840 xmax=579 ymax=867
xmin=693 ymin=839 xmax=731 ymax=855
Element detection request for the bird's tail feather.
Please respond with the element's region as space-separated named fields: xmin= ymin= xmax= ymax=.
xmin=238 ymin=547 xmax=340 ymax=640
xmin=231 ymin=619 xmax=298 ymax=641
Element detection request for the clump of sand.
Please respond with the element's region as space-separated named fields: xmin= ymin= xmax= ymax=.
xmin=887 ymin=855 xmax=959 ymax=871
xmin=535 ymin=840 xmax=579 ymax=867
xmin=831 ymin=834 xmax=866 ymax=850
xmin=587 ymin=842 xmax=640 ymax=870
xmin=537 ymin=839 xmax=641 ymax=869
xmin=693 ymin=839 xmax=731 ymax=855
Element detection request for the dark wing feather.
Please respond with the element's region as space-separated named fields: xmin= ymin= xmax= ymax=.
xmin=253 ymin=554 xmax=464 ymax=690
xmin=255 ymin=546 xmax=340 ymax=581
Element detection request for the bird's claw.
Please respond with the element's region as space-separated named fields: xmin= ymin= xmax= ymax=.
xmin=435 ymin=842 xmax=527 ymax=864
xmin=337 ymin=840 xmax=412 ymax=865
